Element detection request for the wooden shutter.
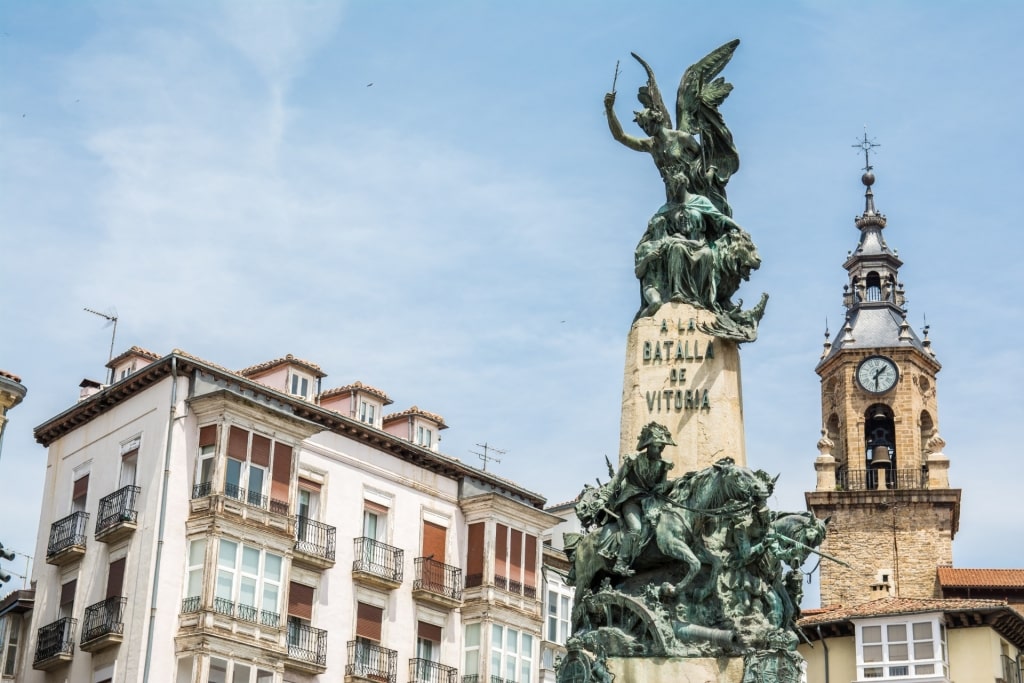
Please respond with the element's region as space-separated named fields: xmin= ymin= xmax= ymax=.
xmin=72 ymin=474 xmax=89 ymax=500
xmin=524 ymin=534 xmax=538 ymax=589
xmin=364 ymin=500 xmax=388 ymax=516
xmin=510 ymin=529 xmax=523 ymax=584
xmin=271 ymin=444 xmax=293 ymax=502
xmin=227 ymin=426 xmax=249 ymax=461
xmin=250 ymin=434 xmax=271 ymax=467
xmin=494 ymin=524 xmax=508 ymax=581
xmin=121 ymin=447 xmax=139 ymax=460
xmin=298 ymin=477 xmax=320 ymax=492
xmin=356 ymin=602 xmax=383 ymax=642
xmin=466 ymin=522 xmax=484 ymax=579
xmin=421 ymin=521 xmax=447 ymax=561
xmin=60 ymin=579 xmax=76 ymax=607
xmin=106 ymin=558 xmax=126 ymax=598
xmin=288 ymin=582 xmax=314 ymax=620
xmin=417 ymin=621 xmax=442 ymax=642
xmin=199 ymin=424 xmax=218 ymax=447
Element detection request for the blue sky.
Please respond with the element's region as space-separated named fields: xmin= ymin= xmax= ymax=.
xmin=2 ymin=2 xmax=1022 ymax=603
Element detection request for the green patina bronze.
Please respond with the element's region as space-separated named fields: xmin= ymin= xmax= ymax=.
xmin=558 ymin=423 xmax=829 ymax=682
xmin=606 ymin=40 xmax=768 ymax=341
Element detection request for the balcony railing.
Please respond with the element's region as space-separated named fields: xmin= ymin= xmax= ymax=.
xmin=414 ymin=557 xmax=463 ymax=601
xmin=353 ymin=537 xmax=404 ymax=584
xmin=191 ymin=481 xmax=213 ymax=499
xmin=836 ymin=468 xmax=927 ymax=491
xmin=47 ymin=511 xmax=89 ymax=559
xmin=465 ymin=574 xmax=483 ymax=589
xmin=461 ymin=676 xmax=480 ymax=683
xmin=181 ymin=595 xmax=201 ymax=613
xmin=346 ymin=640 xmax=397 ymax=683
xmin=34 ymin=617 xmax=76 ymax=665
xmin=410 ymin=658 xmax=458 ymax=683
xmin=81 ymin=596 xmax=127 ymax=645
xmin=210 ymin=597 xmax=278 ymax=626
xmin=224 ymin=482 xmax=269 ymax=509
xmin=95 ymin=485 xmax=141 ymax=535
xmin=491 ymin=574 xmax=536 ymax=598
xmin=295 ymin=516 xmax=336 ymax=562
xmin=288 ymin=619 xmax=328 ymax=667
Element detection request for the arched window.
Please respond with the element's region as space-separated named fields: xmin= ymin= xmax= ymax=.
xmin=865 ymin=272 xmax=882 ymax=302
xmin=864 ymin=404 xmax=896 ymax=489
xmin=920 ymin=410 xmax=935 ymax=453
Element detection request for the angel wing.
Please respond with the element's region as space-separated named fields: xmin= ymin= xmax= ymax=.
xmin=630 ymin=52 xmax=673 ymax=128
xmin=676 ymin=39 xmax=741 ymax=181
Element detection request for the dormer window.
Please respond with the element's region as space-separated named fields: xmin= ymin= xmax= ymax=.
xmin=359 ymin=401 xmax=377 ymax=426
xmin=290 ymin=373 xmax=312 ymax=400
xmin=416 ymin=426 xmax=433 ymax=448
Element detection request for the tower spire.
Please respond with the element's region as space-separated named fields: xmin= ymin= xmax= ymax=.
xmin=853 ymin=126 xmax=882 ymax=217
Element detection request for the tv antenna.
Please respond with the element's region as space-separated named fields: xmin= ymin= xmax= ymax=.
xmin=84 ymin=306 xmax=118 ymax=382
xmin=471 ymin=442 xmax=506 ymax=471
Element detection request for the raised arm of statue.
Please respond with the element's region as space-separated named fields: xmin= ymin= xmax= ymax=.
xmin=604 ymin=91 xmax=652 ymax=154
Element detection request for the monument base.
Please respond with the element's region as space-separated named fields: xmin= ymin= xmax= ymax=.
xmin=620 ymin=301 xmax=746 ymax=473
xmin=607 ymin=656 xmax=744 ymax=683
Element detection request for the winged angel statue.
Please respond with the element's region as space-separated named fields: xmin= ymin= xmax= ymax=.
xmin=605 ymin=40 xmax=768 ymax=341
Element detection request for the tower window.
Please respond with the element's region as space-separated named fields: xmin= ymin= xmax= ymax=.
xmin=865 ymin=272 xmax=882 ymax=302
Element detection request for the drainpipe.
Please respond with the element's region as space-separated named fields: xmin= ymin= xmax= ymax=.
xmin=817 ymin=625 xmax=830 ymax=683
xmin=143 ymin=356 xmax=181 ymax=683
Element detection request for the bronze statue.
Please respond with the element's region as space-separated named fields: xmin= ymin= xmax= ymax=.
xmin=606 ymin=41 xmax=768 ymax=340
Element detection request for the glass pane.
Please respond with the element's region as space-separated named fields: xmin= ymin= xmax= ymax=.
xmin=200 ymin=456 xmax=214 ymax=484
xmin=219 ymin=540 xmax=238 ymax=568
xmin=263 ymin=584 xmax=279 ymax=613
xmin=916 ymin=664 xmax=935 ymax=674
xmin=240 ymin=577 xmax=257 ymax=606
xmin=175 ymin=657 xmax=193 ymax=683
xmin=256 ymin=670 xmax=273 ymax=683
xmin=242 ymin=547 xmax=260 ymax=575
xmin=888 ymin=643 xmax=908 ymax=660
xmin=914 ymin=641 xmax=933 ymax=659
xmin=492 ymin=624 xmax=503 ymax=644
xmin=232 ymin=663 xmax=250 ymax=683
xmin=209 ymin=658 xmax=228 ymax=683
xmin=507 ymin=627 xmax=518 ymax=652
xmin=464 ymin=649 xmax=479 ymax=675
xmin=505 ymin=654 xmax=515 ymax=681
xmin=264 ymin=553 xmax=282 ymax=582
xmin=863 ymin=644 xmax=883 ymax=662
xmin=548 ymin=591 xmax=556 ymax=614
xmin=187 ymin=568 xmax=203 ymax=597
xmin=226 ymin=459 xmax=242 ymax=488
xmin=887 ymin=624 xmax=907 ymax=642
xmin=363 ymin=511 xmax=378 ymax=539
xmin=862 ymin=625 xmax=881 ymax=643
xmin=521 ymin=658 xmax=531 ymax=683
xmin=465 ymin=623 xmax=480 ymax=647
xmin=248 ymin=466 xmax=265 ymax=495
xmin=522 ymin=634 xmax=533 ymax=653
xmin=548 ymin=616 xmax=557 ymax=641
xmin=863 ymin=667 xmax=882 ymax=678
xmin=561 ymin=595 xmax=570 ymax=614
xmin=189 ymin=539 xmax=206 ymax=566
xmin=216 ymin=571 xmax=233 ymax=600
xmin=490 ymin=652 xmax=501 ymax=677
xmin=912 ymin=621 xmax=933 ymax=640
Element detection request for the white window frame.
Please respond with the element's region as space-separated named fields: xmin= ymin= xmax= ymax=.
xmin=214 ymin=540 xmax=283 ymax=623
xmin=416 ymin=425 xmax=433 ymax=448
xmin=289 ymin=373 xmax=311 ymax=400
xmin=491 ymin=624 xmax=534 ymax=683
xmin=463 ymin=623 xmax=481 ymax=679
xmin=545 ymin=586 xmax=572 ymax=645
xmin=205 ymin=655 xmax=276 ymax=683
xmin=359 ymin=400 xmax=377 ymax=426
xmin=0 ymin=613 xmax=22 ymax=678
xmin=854 ymin=613 xmax=947 ymax=681
xmin=184 ymin=538 xmax=207 ymax=604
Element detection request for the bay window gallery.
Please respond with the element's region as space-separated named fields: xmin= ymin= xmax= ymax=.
xmin=183 ymin=537 xmax=284 ymax=626
xmin=193 ymin=424 xmax=293 ymax=513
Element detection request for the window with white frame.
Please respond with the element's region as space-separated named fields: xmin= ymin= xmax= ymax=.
xmin=214 ymin=539 xmax=283 ymax=626
xmin=218 ymin=426 xmax=293 ymax=511
xmin=290 ymin=373 xmax=311 ymax=400
xmin=463 ymin=623 xmax=480 ymax=680
xmin=0 ymin=613 xmax=22 ymax=678
xmin=546 ymin=588 xmax=571 ymax=644
xmin=177 ymin=655 xmax=275 ymax=683
xmin=359 ymin=400 xmax=377 ymax=426
xmin=856 ymin=614 xmax=947 ymax=680
xmin=182 ymin=538 xmax=206 ymax=611
xmin=491 ymin=624 xmax=534 ymax=683
xmin=416 ymin=426 xmax=433 ymax=448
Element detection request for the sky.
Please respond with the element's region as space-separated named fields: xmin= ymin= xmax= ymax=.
xmin=2 ymin=2 xmax=1022 ymax=605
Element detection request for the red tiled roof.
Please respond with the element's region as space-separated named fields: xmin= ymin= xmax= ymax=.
xmin=0 ymin=369 xmax=22 ymax=383
xmin=105 ymin=345 xmax=160 ymax=369
xmin=798 ymin=597 xmax=1008 ymax=627
xmin=319 ymin=381 xmax=392 ymax=404
xmin=238 ymin=354 xmax=326 ymax=379
xmin=937 ymin=567 xmax=1024 ymax=589
xmin=382 ymin=405 xmax=447 ymax=429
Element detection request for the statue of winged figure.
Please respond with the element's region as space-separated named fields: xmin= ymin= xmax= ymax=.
xmin=604 ymin=39 xmax=741 ymax=216
xmin=606 ymin=40 xmax=766 ymax=340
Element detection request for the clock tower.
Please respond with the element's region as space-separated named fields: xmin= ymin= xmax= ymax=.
xmin=806 ymin=161 xmax=961 ymax=607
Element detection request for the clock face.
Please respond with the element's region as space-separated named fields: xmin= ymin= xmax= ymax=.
xmin=856 ymin=356 xmax=899 ymax=394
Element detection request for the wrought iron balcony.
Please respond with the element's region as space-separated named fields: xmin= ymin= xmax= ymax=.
xmin=836 ymin=468 xmax=927 ymax=491
xmin=346 ymin=640 xmax=397 ymax=683
xmin=413 ymin=557 xmax=463 ymax=607
xmin=207 ymin=596 xmax=279 ymax=626
xmin=491 ymin=574 xmax=536 ymax=599
xmin=461 ymin=676 xmax=480 ymax=683
xmin=80 ymin=596 xmax=126 ymax=652
xmin=46 ymin=511 xmax=89 ymax=565
xmin=353 ymin=537 xmax=404 ymax=589
xmin=294 ymin=516 xmax=336 ymax=569
xmin=191 ymin=481 xmax=213 ymax=499
xmin=95 ymin=485 xmax=141 ymax=542
xmin=225 ymin=482 xmax=269 ymax=509
xmin=33 ymin=617 xmax=76 ymax=670
xmin=181 ymin=595 xmax=201 ymax=613
xmin=410 ymin=658 xmax=458 ymax=683
xmin=287 ymin=619 xmax=328 ymax=672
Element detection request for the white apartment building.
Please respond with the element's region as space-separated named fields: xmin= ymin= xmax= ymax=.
xmin=2 ymin=347 xmax=561 ymax=683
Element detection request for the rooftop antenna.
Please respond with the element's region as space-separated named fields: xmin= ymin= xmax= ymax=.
xmin=84 ymin=306 xmax=118 ymax=383
xmin=471 ymin=442 xmax=506 ymax=472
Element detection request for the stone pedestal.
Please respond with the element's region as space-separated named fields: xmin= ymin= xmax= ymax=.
xmin=607 ymin=656 xmax=744 ymax=683
xmin=620 ymin=302 xmax=746 ymax=474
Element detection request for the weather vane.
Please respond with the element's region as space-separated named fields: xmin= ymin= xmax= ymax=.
xmin=853 ymin=126 xmax=880 ymax=173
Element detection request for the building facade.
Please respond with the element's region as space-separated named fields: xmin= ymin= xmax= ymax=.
xmin=4 ymin=347 xmax=560 ymax=683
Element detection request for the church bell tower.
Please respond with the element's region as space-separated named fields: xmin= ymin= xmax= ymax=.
xmin=806 ymin=150 xmax=961 ymax=607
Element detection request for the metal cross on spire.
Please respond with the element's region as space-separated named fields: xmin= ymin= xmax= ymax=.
xmin=852 ymin=126 xmax=881 ymax=172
